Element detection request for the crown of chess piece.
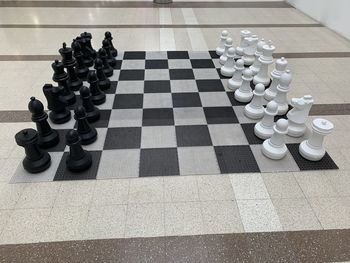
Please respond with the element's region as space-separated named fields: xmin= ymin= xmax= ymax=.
xmin=254 ymin=100 xmax=278 ymax=140
xmin=262 ymin=118 xmax=288 ymax=160
xmin=249 ymin=38 xmax=266 ymax=76
xmin=102 ymin=39 xmax=117 ymax=67
xmin=287 ymin=95 xmax=314 ymax=137
xmin=74 ymin=105 xmax=98 ymax=145
xmin=87 ymin=71 xmax=106 ymax=105
xmin=98 ymin=48 xmax=114 ymax=77
xmin=80 ymin=32 xmax=97 ymax=59
xmin=265 ymin=57 xmax=288 ymax=101
xmin=253 ymin=40 xmax=275 ymax=87
xmin=15 ymin=128 xmax=51 ymax=173
xmin=59 ymin=42 xmax=83 ymax=91
xmin=216 ymin=30 xmax=229 ymax=56
xmin=28 ymin=97 xmax=59 ymax=148
xmin=71 ymin=40 xmax=89 ymax=79
xmin=272 ymin=70 xmax=292 ymax=115
xmin=219 ymin=37 xmax=233 ymax=65
xmin=242 ymin=35 xmax=259 ymax=66
xmin=76 ymin=36 xmax=94 ymax=67
xmin=104 ymin=31 xmax=118 ymax=57
xmin=228 ymin=59 xmax=245 ymax=91
xmin=51 ymin=59 xmax=76 ymax=105
xmin=299 ymin=118 xmax=334 ymax=161
xmin=234 ymin=68 xmax=254 ymax=102
xmin=65 ymin=129 xmax=92 ymax=172
xmin=43 ymin=84 xmax=71 ymax=124
xmin=234 ymin=30 xmax=252 ymax=59
xmin=244 ymin=83 xmax=265 ymax=119
xmin=220 ymin=47 xmax=236 ymax=77
xmin=94 ymin=58 xmax=111 ymax=90
xmin=80 ymin=86 xmax=100 ymax=123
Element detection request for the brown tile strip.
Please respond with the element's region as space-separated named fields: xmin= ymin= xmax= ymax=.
xmin=0 ymin=55 xmax=59 ymax=61
xmin=0 ymin=230 xmax=349 ymax=262
xmin=0 ymin=111 xmax=31 ymax=122
xmin=0 ymin=1 xmax=291 ymax=8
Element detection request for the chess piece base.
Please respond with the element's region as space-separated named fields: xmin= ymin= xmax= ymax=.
xmin=288 ymin=121 xmax=306 ymax=138
xmin=262 ymin=139 xmax=287 ymax=160
xmin=80 ymin=128 xmax=98 ymax=145
xmin=254 ymin=122 xmax=273 ymax=140
xmin=69 ymin=79 xmax=83 ymax=92
xmin=23 ymin=152 xmax=51 ymax=173
xmin=228 ymin=79 xmax=242 ymax=91
xmin=38 ymin=129 xmax=60 ymax=149
xmin=103 ymin=68 xmax=113 ymax=78
xmin=77 ymin=68 xmax=89 ymax=79
xmin=66 ymin=151 xmax=92 ymax=172
xmin=244 ymin=105 xmax=264 ymax=119
xmin=220 ymin=67 xmax=234 ymax=77
xmin=216 ymin=47 xmax=224 ymax=56
xmin=234 ymin=90 xmax=253 ymax=103
xmin=49 ymin=110 xmax=71 ymax=124
xmin=299 ymin=141 xmax=325 ymax=161
xmin=91 ymin=94 xmax=106 ymax=105
xmin=99 ymin=79 xmax=111 ymax=91
xmin=264 ymin=88 xmax=276 ymax=101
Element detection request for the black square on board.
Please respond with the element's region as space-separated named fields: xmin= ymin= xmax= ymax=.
xmin=196 ymin=80 xmax=225 ymax=92
xmin=104 ymin=127 xmax=141 ymax=150
xmin=226 ymin=92 xmax=247 ymax=106
xmin=113 ymin=60 xmax=122 ymax=70
xmin=145 ymin=60 xmax=169 ymax=69
xmin=190 ymin=59 xmax=215 ymax=68
xmin=139 ymin=148 xmax=180 ymax=177
xmin=176 ymin=125 xmax=212 ymax=147
xmin=104 ymin=81 xmax=117 ymax=94
xmin=216 ymin=68 xmax=231 ymax=79
xmin=144 ymin=80 xmax=171 ymax=93
xmin=113 ymin=94 xmax=143 ymax=109
xmin=204 ymin=107 xmax=238 ymax=124
xmin=54 ymin=151 xmax=102 ymax=181
xmin=119 ymin=70 xmax=145 ymax=81
xmin=215 ymin=145 xmax=260 ymax=173
xmin=172 ymin=93 xmax=202 ymax=108
xmin=287 ymin=144 xmax=338 ymax=171
xmin=170 ymin=69 xmax=195 ymax=80
xmin=167 ymin=51 xmax=189 ymax=59
xmin=123 ymin=51 xmax=146 ymax=60
xmin=241 ymin=123 xmax=264 ymax=144
xmin=209 ymin=50 xmax=220 ymax=59
xmin=143 ymin=108 xmax=174 ymax=126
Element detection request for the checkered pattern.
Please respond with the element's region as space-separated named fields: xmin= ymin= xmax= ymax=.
xmin=11 ymin=51 xmax=338 ymax=183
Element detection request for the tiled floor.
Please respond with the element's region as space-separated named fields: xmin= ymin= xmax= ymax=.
xmin=0 ymin=0 xmax=350 ymax=261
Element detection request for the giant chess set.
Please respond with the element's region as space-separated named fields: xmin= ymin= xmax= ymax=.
xmin=11 ymin=30 xmax=338 ymax=183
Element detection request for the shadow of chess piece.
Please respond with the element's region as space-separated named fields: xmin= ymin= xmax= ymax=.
xmin=74 ymin=105 xmax=97 ymax=145
xmin=87 ymin=71 xmax=106 ymax=105
xmin=98 ymin=48 xmax=113 ymax=77
xmin=43 ymin=84 xmax=71 ymax=124
xmin=94 ymin=58 xmax=111 ymax=91
xmin=72 ymin=40 xmax=89 ymax=79
xmin=52 ymin=59 xmax=76 ymax=105
xmin=80 ymin=86 xmax=100 ymax=123
xmin=15 ymin=128 xmax=51 ymax=173
xmin=104 ymin=31 xmax=118 ymax=57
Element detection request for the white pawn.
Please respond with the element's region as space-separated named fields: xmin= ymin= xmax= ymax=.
xmin=254 ymin=101 xmax=278 ymax=140
xmin=299 ymin=118 xmax=334 ymax=161
xmin=219 ymin=37 xmax=233 ymax=65
xmin=234 ymin=30 xmax=252 ymax=59
xmin=220 ymin=47 xmax=236 ymax=77
xmin=234 ymin=68 xmax=253 ymax=102
xmin=244 ymin=83 xmax=265 ymax=119
xmin=265 ymin=57 xmax=288 ymax=101
xmin=253 ymin=40 xmax=275 ymax=87
xmin=262 ymin=119 xmax=288 ymax=160
xmin=249 ymin=38 xmax=265 ymax=75
xmin=273 ymin=70 xmax=292 ymax=115
xmin=287 ymin=95 xmax=314 ymax=137
xmin=216 ymin=30 xmax=229 ymax=56
xmin=228 ymin=59 xmax=245 ymax=91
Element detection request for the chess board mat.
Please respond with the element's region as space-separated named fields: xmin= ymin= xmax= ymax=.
xmin=11 ymin=50 xmax=338 ymax=183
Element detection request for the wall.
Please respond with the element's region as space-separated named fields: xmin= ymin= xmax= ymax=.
xmin=288 ymin=0 xmax=350 ymax=40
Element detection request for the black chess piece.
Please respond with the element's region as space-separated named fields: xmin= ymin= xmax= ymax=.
xmin=76 ymin=36 xmax=94 ymax=67
xmin=28 ymin=97 xmax=59 ymax=148
xmin=72 ymin=40 xmax=89 ymax=79
xmin=65 ymin=129 xmax=92 ymax=172
xmin=94 ymin=58 xmax=110 ymax=91
xmin=102 ymin=39 xmax=117 ymax=67
xmin=74 ymin=105 xmax=97 ymax=145
xmin=59 ymin=42 xmax=83 ymax=91
xmin=87 ymin=71 xmax=106 ymax=105
xmin=43 ymin=84 xmax=71 ymax=124
xmin=80 ymin=32 xmax=97 ymax=59
xmin=15 ymin=128 xmax=51 ymax=173
xmin=52 ymin=60 xmax=76 ymax=105
xmin=80 ymin=86 xmax=100 ymax=123
xmin=98 ymin=48 xmax=113 ymax=77
xmin=104 ymin=31 xmax=118 ymax=57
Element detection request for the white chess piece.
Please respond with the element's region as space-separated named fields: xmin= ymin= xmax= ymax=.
xmin=244 ymin=83 xmax=265 ymax=119
xmin=249 ymin=38 xmax=265 ymax=75
xmin=242 ymin=35 xmax=259 ymax=66
xmin=287 ymin=95 xmax=314 ymax=137
xmin=219 ymin=37 xmax=233 ymax=65
xmin=234 ymin=68 xmax=253 ymax=102
xmin=216 ymin=30 xmax=229 ymax=56
xmin=265 ymin=57 xmax=288 ymax=101
xmin=234 ymin=30 xmax=252 ymax=59
xmin=220 ymin=47 xmax=236 ymax=77
xmin=299 ymin=118 xmax=334 ymax=161
xmin=254 ymin=101 xmax=278 ymax=139
xmin=228 ymin=59 xmax=245 ymax=91
xmin=273 ymin=70 xmax=292 ymax=115
xmin=253 ymin=40 xmax=275 ymax=86
xmin=262 ymin=119 xmax=288 ymax=160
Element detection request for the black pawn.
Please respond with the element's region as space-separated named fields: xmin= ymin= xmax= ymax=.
xmin=65 ymin=129 xmax=92 ymax=172
xmin=87 ymin=71 xmax=106 ymax=105
xmin=104 ymin=31 xmax=118 ymax=57
xmin=80 ymin=86 xmax=100 ymax=123
xmin=76 ymin=36 xmax=94 ymax=67
xmin=98 ymin=48 xmax=113 ymax=77
xmin=15 ymin=128 xmax=51 ymax=173
xmin=102 ymin=39 xmax=117 ymax=67
xmin=52 ymin=59 xmax=76 ymax=105
xmin=80 ymin=32 xmax=97 ymax=59
xmin=28 ymin=97 xmax=59 ymax=148
xmin=43 ymin=84 xmax=71 ymax=124
xmin=94 ymin=58 xmax=110 ymax=91
xmin=72 ymin=41 xmax=89 ymax=79
xmin=59 ymin=42 xmax=83 ymax=91
xmin=74 ymin=105 xmax=97 ymax=145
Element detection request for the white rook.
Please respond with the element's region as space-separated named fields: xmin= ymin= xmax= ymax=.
xmin=253 ymin=40 xmax=275 ymax=87
xmin=216 ymin=30 xmax=229 ymax=56
xmin=219 ymin=37 xmax=233 ymax=65
xmin=244 ymin=83 xmax=265 ymax=119
xmin=254 ymin=101 xmax=278 ymax=139
xmin=299 ymin=118 xmax=334 ymax=161
xmin=250 ymin=38 xmax=265 ymax=76
xmin=265 ymin=57 xmax=288 ymax=101
xmin=262 ymin=119 xmax=288 ymax=160
xmin=228 ymin=59 xmax=245 ymax=91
